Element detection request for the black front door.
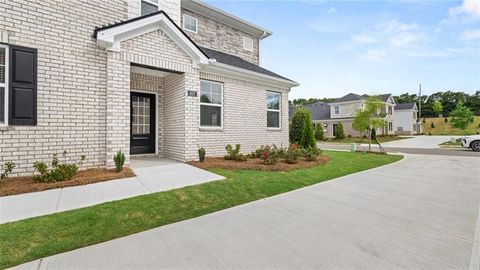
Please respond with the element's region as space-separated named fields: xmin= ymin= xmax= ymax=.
xmin=130 ymin=92 xmax=156 ymax=155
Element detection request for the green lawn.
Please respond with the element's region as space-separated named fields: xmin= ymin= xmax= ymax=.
xmin=323 ymin=135 xmax=411 ymax=144
xmin=0 ymin=151 xmax=402 ymax=269
xmin=423 ymin=116 xmax=480 ymax=135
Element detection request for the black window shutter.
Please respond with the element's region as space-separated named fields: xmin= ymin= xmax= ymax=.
xmin=9 ymin=45 xmax=37 ymax=125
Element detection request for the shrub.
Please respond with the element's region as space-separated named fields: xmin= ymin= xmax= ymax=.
xmin=224 ymin=144 xmax=247 ymax=162
xmin=198 ymin=147 xmax=206 ymax=163
xmin=113 ymin=150 xmax=125 ymax=172
xmin=335 ymin=123 xmax=345 ymax=139
xmin=1 ymin=162 xmax=16 ymax=179
xmin=300 ymin=113 xmax=316 ymax=148
xmin=315 ymin=123 xmax=324 ymax=141
xmin=428 ymin=132 xmax=432 ymax=135
xmin=445 ymin=117 xmax=448 ymax=123
xmin=33 ymin=152 xmax=86 ymax=183
xmin=290 ymin=108 xmax=310 ymax=144
xmin=259 ymin=145 xmax=279 ymax=165
xmin=303 ymin=147 xmax=322 ymax=161
xmin=285 ymin=144 xmax=302 ymax=164
xmin=431 ymin=122 xmax=435 ymax=128
xmin=422 ymin=118 xmax=426 ymax=123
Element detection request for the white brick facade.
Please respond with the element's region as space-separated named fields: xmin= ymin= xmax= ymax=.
xmin=0 ymin=0 xmax=294 ymax=175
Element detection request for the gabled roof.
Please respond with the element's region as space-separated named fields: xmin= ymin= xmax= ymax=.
xmin=94 ymin=11 xmax=209 ymax=66
xmin=200 ymin=47 xmax=295 ymax=83
xmin=332 ymin=93 xmax=394 ymax=104
xmin=331 ymin=93 xmax=364 ymax=103
xmin=304 ymin=102 xmax=331 ymax=121
xmin=396 ymin=103 xmax=417 ymax=110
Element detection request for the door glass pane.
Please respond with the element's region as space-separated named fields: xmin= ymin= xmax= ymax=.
xmin=132 ymin=96 xmax=151 ymax=135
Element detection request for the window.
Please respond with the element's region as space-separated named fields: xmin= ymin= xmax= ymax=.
xmin=183 ymin=14 xmax=198 ymax=33
xmin=243 ymin=37 xmax=253 ymax=52
xmin=200 ymin=80 xmax=222 ymax=127
xmin=388 ymin=106 xmax=393 ymax=115
xmin=334 ymin=105 xmax=340 ymax=115
xmin=413 ymin=111 xmax=416 ymax=119
xmin=388 ymin=122 xmax=393 ymax=131
xmin=0 ymin=45 xmax=7 ymax=125
xmin=267 ymin=91 xmax=281 ymax=128
xmin=141 ymin=0 xmax=159 ymax=16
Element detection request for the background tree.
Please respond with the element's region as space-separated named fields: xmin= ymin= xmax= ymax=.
xmin=335 ymin=123 xmax=345 ymax=140
xmin=450 ymin=102 xmax=475 ymax=131
xmin=432 ymin=100 xmax=443 ymax=117
xmin=315 ymin=123 xmax=324 ymax=141
xmin=290 ymin=108 xmax=309 ymax=144
xmin=300 ymin=113 xmax=316 ymax=148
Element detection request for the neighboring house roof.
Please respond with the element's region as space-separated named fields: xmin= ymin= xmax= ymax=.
xmin=199 ymin=46 xmax=295 ymax=83
xmin=181 ymin=0 xmax=272 ymax=39
xmin=331 ymin=93 xmax=394 ymax=104
xmin=304 ymin=102 xmax=331 ymax=121
xmin=331 ymin=93 xmax=364 ymax=103
xmin=396 ymin=103 xmax=417 ymax=110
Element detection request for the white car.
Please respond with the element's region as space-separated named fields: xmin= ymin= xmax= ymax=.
xmin=461 ymin=135 xmax=480 ymax=152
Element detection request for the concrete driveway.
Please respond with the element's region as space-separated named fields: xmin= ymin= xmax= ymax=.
xmin=372 ymin=135 xmax=459 ymax=149
xmin=16 ymin=154 xmax=480 ymax=269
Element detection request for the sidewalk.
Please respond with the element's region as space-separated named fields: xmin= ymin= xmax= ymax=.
xmin=0 ymin=161 xmax=224 ymax=224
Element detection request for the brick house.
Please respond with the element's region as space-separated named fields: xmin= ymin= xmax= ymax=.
xmin=0 ymin=0 xmax=298 ymax=175
xmin=298 ymin=93 xmax=398 ymax=138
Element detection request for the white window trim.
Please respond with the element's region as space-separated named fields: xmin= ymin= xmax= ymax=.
xmin=334 ymin=105 xmax=340 ymax=115
xmin=0 ymin=44 xmax=8 ymax=127
xmin=200 ymin=80 xmax=223 ymax=129
xmin=139 ymin=0 xmax=159 ymax=17
xmin=243 ymin=36 xmax=253 ymax=52
xmin=267 ymin=91 xmax=281 ymax=129
xmin=183 ymin=14 xmax=198 ymax=34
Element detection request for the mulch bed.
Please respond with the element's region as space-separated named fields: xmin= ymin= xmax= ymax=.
xmin=0 ymin=167 xmax=136 ymax=197
xmin=188 ymin=155 xmax=331 ymax=172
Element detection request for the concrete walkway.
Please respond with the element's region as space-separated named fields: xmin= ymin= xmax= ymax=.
xmin=0 ymin=159 xmax=224 ymax=224
xmin=15 ymin=154 xmax=480 ymax=269
xmin=371 ymin=135 xmax=460 ymax=149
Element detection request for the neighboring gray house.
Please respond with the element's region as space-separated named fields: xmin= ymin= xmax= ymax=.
xmin=394 ymin=103 xmax=421 ymax=135
xmin=296 ymin=93 xmax=397 ymax=138
xmin=0 ymin=0 xmax=298 ymax=175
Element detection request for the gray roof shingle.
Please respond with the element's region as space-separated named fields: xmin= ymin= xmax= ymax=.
xmin=332 ymin=93 xmax=392 ymax=103
xmin=303 ymin=102 xmax=331 ymax=121
xmin=199 ymin=46 xmax=296 ymax=83
xmin=396 ymin=103 xmax=416 ymax=110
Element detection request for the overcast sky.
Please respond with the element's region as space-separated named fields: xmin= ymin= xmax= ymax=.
xmin=207 ymin=0 xmax=480 ymax=99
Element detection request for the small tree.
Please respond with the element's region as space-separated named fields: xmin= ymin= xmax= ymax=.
xmin=335 ymin=123 xmax=345 ymax=139
xmin=450 ymin=102 xmax=474 ymax=131
xmin=300 ymin=113 xmax=316 ymax=148
xmin=432 ymin=100 xmax=443 ymax=117
xmin=444 ymin=117 xmax=448 ymax=123
xmin=290 ymin=108 xmax=310 ymax=144
xmin=352 ymin=96 xmax=386 ymax=151
xmin=315 ymin=123 xmax=324 ymax=141
xmin=431 ymin=122 xmax=435 ymax=128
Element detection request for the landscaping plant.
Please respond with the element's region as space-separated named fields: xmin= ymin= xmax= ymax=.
xmin=315 ymin=123 xmax=324 ymax=140
xmin=303 ymin=147 xmax=322 ymax=161
xmin=300 ymin=112 xmax=316 ymax=148
xmin=433 ymin=100 xmax=443 ymax=117
xmin=285 ymin=144 xmax=302 ymax=164
xmin=198 ymin=147 xmax=206 ymax=163
xmin=33 ymin=152 xmax=86 ymax=183
xmin=335 ymin=123 xmax=345 ymax=140
xmin=431 ymin=122 xmax=435 ymax=128
xmin=224 ymin=144 xmax=247 ymax=162
xmin=290 ymin=108 xmax=310 ymax=144
xmin=113 ymin=150 xmax=126 ymax=172
xmin=259 ymin=145 xmax=279 ymax=165
xmin=1 ymin=162 xmax=15 ymax=179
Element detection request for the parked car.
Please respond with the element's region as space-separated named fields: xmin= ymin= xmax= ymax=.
xmin=461 ymin=135 xmax=480 ymax=152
